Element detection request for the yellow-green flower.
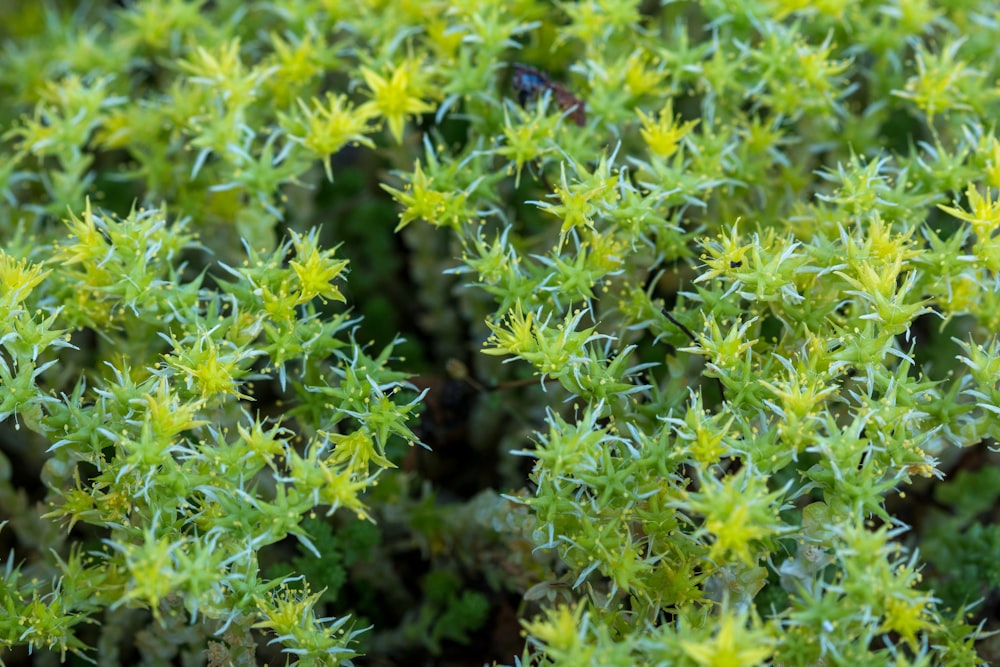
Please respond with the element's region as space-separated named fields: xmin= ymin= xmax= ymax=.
xmin=681 ymin=610 xmax=773 ymax=667
xmin=359 ymin=59 xmax=434 ymax=144
xmin=288 ymin=94 xmax=375 ymax=181
xmin=637 ymin=100 xmax=699 ymax=159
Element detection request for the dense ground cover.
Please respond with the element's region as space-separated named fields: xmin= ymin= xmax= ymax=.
xmin=1 ymin=1 xmax=1000 ymax=665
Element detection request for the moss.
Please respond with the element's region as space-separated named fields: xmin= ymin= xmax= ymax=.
xmin=0 ymin=0 xmax=998 ymax=664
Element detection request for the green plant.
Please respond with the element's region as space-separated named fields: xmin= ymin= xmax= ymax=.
xmin=1 ymin=0 xmax=1000 ymax=665
xmin=0 ymin=202 xmax=424 ymax=663
xmin=917 ymin=467 xmax=1000 ymax=610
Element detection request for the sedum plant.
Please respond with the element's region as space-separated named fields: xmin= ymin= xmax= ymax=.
xmin=1 ymin=201 xmax=423 ymax=663
xmin=1 ymin=0 xmax=999 ymax=665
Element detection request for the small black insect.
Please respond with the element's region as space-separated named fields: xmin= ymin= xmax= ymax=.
xmin=730 ymin=260 xmax=743 ymax=268
xmin=511 ymin=63 xmax=586 ymax=126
